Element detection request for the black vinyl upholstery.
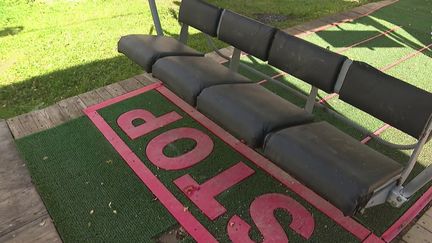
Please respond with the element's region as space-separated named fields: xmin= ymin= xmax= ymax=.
xmin=118 ymin=35 xmax=203 ymax=72
xmin=197 ymin=83 xmax=314 ymax=147
xmin=339 ymin=61 xmax=432 ymax=139
xmin=264 ymin=122 xmax=404 ymax=216
xmin=268 ymin=31 xmax=347 ymax=93
xmin=152 ymin=56 xmax=252 ymax=106
xmin=218 ymin=10 xmax=276 ymax=61
xmin=179 ymin=0 xmax=222 ymax=37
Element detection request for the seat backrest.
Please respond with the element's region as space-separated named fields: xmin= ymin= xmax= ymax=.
xmin=339 ymin=61 xmax=432 ymax=139
xmin=268 ymin=30 xmax=347 ymax=93
xmin=178 ymin=0 xmax=223 ymax=37
xmin=217 ymin=10 xmax=276 ymax=61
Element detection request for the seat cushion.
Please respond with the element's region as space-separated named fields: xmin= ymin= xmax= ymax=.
xmin=118 ymin=35 xmax=203 ymax=72
xmin=152 ymin=56 xmax=252 ymax=106
xmin=264 ymin=122 xmax=404 ymax=216
xmin=197 ymin=83 xmax=314 ymax=147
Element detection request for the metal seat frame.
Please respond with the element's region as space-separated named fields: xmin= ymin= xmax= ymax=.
xmin=147 ymin=0 xmax=432 ymax=211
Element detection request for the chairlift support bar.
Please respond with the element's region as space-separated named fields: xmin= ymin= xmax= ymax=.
xmin=148 ymin=0 xmax=164 ymax=36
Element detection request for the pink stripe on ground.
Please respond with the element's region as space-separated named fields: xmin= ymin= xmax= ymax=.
xmin=84 ymin=82 xmax=162 ymax=113
xmin=156 ymin=85 xmax=371 ymax=241
xmin=84 ymin=89 xmax=217 ymax=243
xmin=361 ymin=124 xmax=391 ymax=144
xmin=381 ymin=186 xmax=432 ymax=242
xmin=381 ymin=43 xmax=432 ymax=71
xmin=318 ymin=93 xmax=339 ymax=104
xmin=337 ymin=26 xmax=401 ymax=54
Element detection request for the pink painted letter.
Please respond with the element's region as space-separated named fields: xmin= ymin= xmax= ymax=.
xmin=146 ymin=127 xmax=214 ymax=170
xmin=117 ymin=109 xmax=182 ymax=139
xmin=227 ymin=193 xmax=315 ymax=242
xmin=174 ymin=162 xmax=255 ymax=220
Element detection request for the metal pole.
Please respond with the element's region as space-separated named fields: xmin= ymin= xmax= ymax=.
xmin=402 ymin=164 xmax=432 ymax=198
xmin=148 ymin=0 xmax=164 ymax=36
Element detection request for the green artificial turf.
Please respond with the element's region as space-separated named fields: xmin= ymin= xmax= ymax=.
xmin=17 ymin=90 xmax=358 ymax=242
xmin=0 ymin=0 xmax=378 ymax=119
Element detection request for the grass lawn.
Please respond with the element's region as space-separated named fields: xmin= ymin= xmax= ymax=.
xmin=0 ymin=0 xmax=378 ymax=119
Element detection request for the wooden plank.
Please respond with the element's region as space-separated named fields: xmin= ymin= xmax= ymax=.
xmin=0 ymin=122 xmax=32 ymax=202
xmin=0 ymin=120 xmax=12 ymax=141
xmin=351 ymin=5 xmax=374 ymax=15
xmin=43 ymin=104 xmax=68 ymax=127
xmin=426 ymin=207 xmax=432 ymax=217
xmin=29 ymin=109 xmax=54 ymax=132
xmin=0 ymin=139 xmax=32 ymax=200
xmin=140 ymin=72 xmax=160 ymax=84
xmin=0 ymin=215 xmax=60 ymax=243
xmin=118 ymin=77 xmax=144 ymax=92
xmin=294 ymin=19 xmax=331 ymax=33
xmin=57 ymin=96 xmax=86 ymax=120
xmin=78 ymin=90 xmax=104 ymax=107
xmin=402 ymin=224 xmax=432 ymax=243
xmin=0 ymin=186 xmax=48 ymax=234
xmin=6 ymin=117 xmax=26 ymax=139
xmin=95 ymin=87 xmax=114 ymax=101
xmin=133 ymin=73 xmax=155 ymax=86
xmin=16 ymin=113 xmax=39 ymax=138
xmin=283 ymin=27 xmax=305 ymax=36
xmin=418 ymin=214 xmax=432 ymax=233
xmin=105 ymin=83 xmax=127 ymax=97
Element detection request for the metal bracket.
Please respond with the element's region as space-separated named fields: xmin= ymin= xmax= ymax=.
xmin=305 ymin=86 xmax=319 ymax=113
xmin=230 ymin=48 xmax=241 ymax=71
xmin=387 ymin=185 xmax=409 ymax=208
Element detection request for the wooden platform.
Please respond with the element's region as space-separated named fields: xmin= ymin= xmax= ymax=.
xmin=3 ymin=0 xmax=430 ymax=242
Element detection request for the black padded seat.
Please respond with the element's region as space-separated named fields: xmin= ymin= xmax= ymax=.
xmin=152 ymin=56 xmax=252 ymax=106
xmin=118 ymin=35 xmax=203 ymax=73
xmin=264 ymin=122 xmax=404 ymax=216
xmin=179 ymin=0 xmax=223 ymax=37
xmin=197 ymin=83 xmax=314 ymax=147
xmin=268 ymin=30 xmax=347 ymax=93
xmin=339 ymin=61 xmax=432 ymax=139
xmin=218 ymin=10 xmax=276 ymax=60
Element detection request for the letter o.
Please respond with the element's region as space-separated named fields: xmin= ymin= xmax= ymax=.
xmin=146 ymin=127 xmax=214 ymax=170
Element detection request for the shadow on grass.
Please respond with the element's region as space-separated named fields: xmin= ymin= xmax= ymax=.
xmin=316 ymin=0 xmax=431 ymax=54
xmin=0 ymin=26 xmax=23 ymax=37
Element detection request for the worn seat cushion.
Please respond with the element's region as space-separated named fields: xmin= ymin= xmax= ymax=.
xmin=152 ymin=56 xmax=252 ymax=106
xmin=197 ymin=83 xmax=314 ymax=147
xmin=118 ymin=35 xmax=203 ymax=72
xmin=264 ymin=122 xmax=404 ymax=216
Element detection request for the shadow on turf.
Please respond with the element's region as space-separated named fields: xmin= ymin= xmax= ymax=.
xmin=316 ymin=0 xmax=431 ymax=54
xmin=0 ymin=26 xmax=23 ymax=37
